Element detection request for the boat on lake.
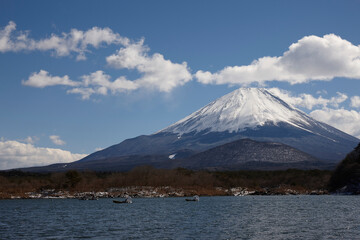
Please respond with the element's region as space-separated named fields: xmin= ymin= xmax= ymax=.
xmin=113 ymin=196 xmax=132 ymax=204
xmin=185 ymin=195 xmax=199 ymax=201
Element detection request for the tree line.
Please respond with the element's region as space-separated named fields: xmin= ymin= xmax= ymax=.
xmin=0 ymin=166 xmax=332 ymax=198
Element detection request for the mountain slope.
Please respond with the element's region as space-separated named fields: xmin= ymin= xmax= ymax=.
xmin=18 ymin=139 xmax=333 ymax=172
xmin=171 ymin=139 xmax=334 ymax=170
xmin=82 ymin=88 xmax=359 ymax=163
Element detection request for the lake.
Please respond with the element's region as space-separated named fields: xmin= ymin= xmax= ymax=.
xmin=1 ymin=195 xmax=359 ymax=239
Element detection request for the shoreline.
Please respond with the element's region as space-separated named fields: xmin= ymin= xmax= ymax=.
xmin=0 ymin=186 xmax=329 ymax=200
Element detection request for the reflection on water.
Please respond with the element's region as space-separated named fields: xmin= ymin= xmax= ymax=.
xmin=1 ymin=196 xmax=360 ymax=239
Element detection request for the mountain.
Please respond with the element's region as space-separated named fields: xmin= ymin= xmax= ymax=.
xmin=18 ymin=139 xmax=334 ymax=172
xmin=162 ymin=87 xmax=319 ymax=134
xmin=166 ymin=138 xmax=334 ymax=171
xmin=82 ymin=88 xmax=359 ymax=163
xmin=170 ymin=139 xmax=334 ymax=171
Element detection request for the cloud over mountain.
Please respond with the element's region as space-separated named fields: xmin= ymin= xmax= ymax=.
xmin=268 ymin=88 xmax=348 ymax=110
xmin=310 ymin=108 xmax=360 ymax=139
xmin=266 ymin=88 xmax=360 ymax=138
xmin=196 ymin=34 xmax=360 ymax=85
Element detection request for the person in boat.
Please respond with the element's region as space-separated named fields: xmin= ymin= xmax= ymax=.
xmin=125 ymin=196 xmax=132 ymax=203
xmin=113 ymin=195 xmax=132 ymax=203
xmin=186 ymin=195 xmax=199 ymax=201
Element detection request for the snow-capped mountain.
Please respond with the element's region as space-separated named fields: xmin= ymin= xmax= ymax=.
xmin=161 ymin=88 xmax=327 ymax=135
xmin=81 ymin=88 xmax=359 ymax=163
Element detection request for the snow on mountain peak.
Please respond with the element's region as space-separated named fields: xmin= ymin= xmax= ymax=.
xmin=160 ymin=88 xmax=314 ymax=134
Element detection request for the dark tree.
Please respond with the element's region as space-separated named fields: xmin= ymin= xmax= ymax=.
xmin=65 ymin=170 xmax=82 ymax=188
xmin=329 ymin=143 xmax=360 ymax=193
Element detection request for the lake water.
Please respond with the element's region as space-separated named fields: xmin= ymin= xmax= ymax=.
xmin=1 ymin=195 xmax=359 ymax=239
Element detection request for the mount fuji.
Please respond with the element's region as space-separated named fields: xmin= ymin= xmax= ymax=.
xmin=80 ymin=88 xmax=359 ymax=167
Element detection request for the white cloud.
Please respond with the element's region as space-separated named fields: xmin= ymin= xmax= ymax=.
xmin=49 ymin=135 xmax=66 ymax=146
xmin=196 ymin=34 xmax=360 ymax=85
xmin=267 ymin=88 xmax=360 ymax=138
xmin=310 ymin=108 xmax=360 ymax=139
xmin=0 ymin=140 xmax=87 ymax=170
xmin=106 ymin=40 xmax=192 ymax=92
xmin=66 ymin=71 xmax=139 ymax=99
xmin=21 ymin=136 xmax=37 ymax=144
xmin=0 ymin=21 xmax=17 ymax=52
xmin=18 ymin=31 xmax=192 ymax=98
xmin=350 ymin=96 xmax=360 ymax=108
xmin=24 ymin=70 xmax=139 ymax=99
xmin=0 ymin=21 xmax=128 ymax=60
xmin=329 ymin=92 xmax=348 ymax=108
xmin=22 ymin=70 xmax=79 ymax=88
xmin=268 ymin=88 xmax=348 ymax=110
xmin=66 ymin=87 xmax=96 ymax=100
xmin=25 ymin=40 xmax=192 ymax=98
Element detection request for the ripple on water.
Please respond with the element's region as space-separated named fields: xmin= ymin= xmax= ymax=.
xmin=1 ymin=196 xmax=360 ymax=239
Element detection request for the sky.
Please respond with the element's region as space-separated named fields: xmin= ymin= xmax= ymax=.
xmin=1 ymin=0 xmax=360 ymax=170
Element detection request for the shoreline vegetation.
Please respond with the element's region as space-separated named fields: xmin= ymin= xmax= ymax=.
xmin=0 ymin=166 xmax=332 ymax=199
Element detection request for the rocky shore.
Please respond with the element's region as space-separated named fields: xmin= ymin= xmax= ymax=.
xmin=1 ymin=186 xmax=328 ymax=200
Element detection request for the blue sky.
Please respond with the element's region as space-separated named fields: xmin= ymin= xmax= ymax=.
xmin=1 ymin=0 xmax=360 ymax=169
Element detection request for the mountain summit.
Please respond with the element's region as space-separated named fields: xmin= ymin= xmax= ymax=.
xmin=161 ymin=88 xmax=323 ymax=135
xmin=82 ymin=88 xmax=359 ymax=163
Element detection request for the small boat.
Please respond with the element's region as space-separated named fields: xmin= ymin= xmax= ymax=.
xmin=113 ymin=196 xmax=132 ymax=204
xmin=113 ymin=200 xmax=128 ymax=204
xmin=185 ymin=195 xmax=199 ymax=201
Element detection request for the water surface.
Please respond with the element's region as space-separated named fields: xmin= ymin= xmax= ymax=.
xmin=1 ymin=196 xmax=359 ymax=239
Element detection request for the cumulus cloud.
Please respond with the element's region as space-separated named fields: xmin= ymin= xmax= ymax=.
xmin=265 ymin=88 xmax=360 ymax=138
xmin=196 ymin=34 xmax=360 ymax=85
xmin=106 ymin=39 xmax=192 ymax=92
xmin=329 ymin=92 xmax=348 ymax=108
xmin=0 ymin=140 xmax=87 ymax=170
xmin=15 ymin=25 xmax=359 ymax=101
xmin=70 ymin=70 xmax=139 ymax=99
xmin=24 ymin=40 xmax=192 ymax=98
xmin=22 ymin=70 xmax=79 ymax=88
xmin=49 ymin=135 xmax=66 ymax=145
xmin=23 ymin=70 xmax=139 ymax=99
xmin=350 ymin=96 xmax=360 ymax=108
xmin=268 ymin=88 xmax=348 ymax=110
xmin=310 ymin=108 xmax=360 ymax=139
xmin=268 ymin=89 xmax=360 ymax=138
xmin=0 ymin=21 xmax=128 ymax=60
